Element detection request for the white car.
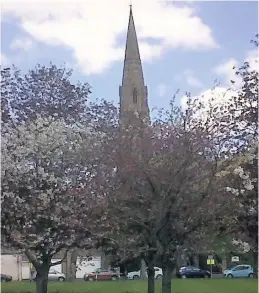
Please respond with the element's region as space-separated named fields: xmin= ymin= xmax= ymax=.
xmin=48 ymin=270 xmax=66 ymax=281
xmin=127 ymin=267 xmax=163 ymax=280
xmin=33 ymin=270 xmax=66 ymax=282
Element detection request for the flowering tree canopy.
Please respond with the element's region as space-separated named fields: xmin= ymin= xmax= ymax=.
xmin=220 ymin=36 xmax=258 ymax=252
xmin=223 ymin=144 xmax=258 ymax=250
xmin=1 ymin=64 xmax=91 ymax=126
xmin=1 ymin=116 xmax=109 ymax=293
xmin=106 ymin=99 xmax=234 ymax=293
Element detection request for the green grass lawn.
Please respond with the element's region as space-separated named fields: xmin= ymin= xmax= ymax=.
xmin=1 ymin=279 xmax=258 ymax=293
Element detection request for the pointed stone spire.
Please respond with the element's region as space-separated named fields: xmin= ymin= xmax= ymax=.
xmin=119 ymin=5 xmax=150 ymax=127
xmin=123 ymin=5 xmax=142 ymax=78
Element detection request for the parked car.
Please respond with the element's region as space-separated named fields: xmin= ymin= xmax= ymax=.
xmin=33 ymin=270 xmax=66 ymax=282
xmin=223 ymin=265 xmax=254 ymax=278
xmin=127 ymin=267 xmax=163 ymax=280
xmin=176 ymin=266 xmax=211 ymax=279
xmin=84 ymin=268 xmax=120 ymax=281
xmin=1 ymin=274 xmax=12 ymax=282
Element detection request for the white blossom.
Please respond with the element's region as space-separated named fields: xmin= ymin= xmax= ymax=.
xmin=2 ymin=115 xmax=108 ymax=264
xmin=233 ymin=166 xmax=244 ymax=176
xmin=244 ymin=180 xmax=254 ymax=191
xmin=225 ymin=187 xmax=239 ymax=196
xmin=232 ymin=239 xmax=251 ymax=253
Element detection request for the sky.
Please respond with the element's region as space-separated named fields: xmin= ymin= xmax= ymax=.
xmin=1 ymin=0 xmax=258 ymax=114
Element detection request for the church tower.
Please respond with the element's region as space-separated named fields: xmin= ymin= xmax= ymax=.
xmin=119 ymin=6 xmax=150 ymax=127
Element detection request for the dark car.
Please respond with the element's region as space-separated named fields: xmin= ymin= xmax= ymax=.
xmin=176 ymin=266 xmax=211 ymax=279
xmin=84 ymin=269 xmax=119 ymax=281
xmin=1 ymin=274 xmax=12 ymax=282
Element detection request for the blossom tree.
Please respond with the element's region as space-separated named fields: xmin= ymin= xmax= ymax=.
xmin=233 ymin=38 xmax=258 ymax=253
xmin=223 ymin=144 xmax=258 ymax=254
xmin=1 ymin=116 xmax=109 ymax=293
xmin=218 ymin=36 xmax=258 ymax=261
xmin=106 ymin=99 xmax=234 ymax=293
xmin=1 ymin=62 xmax=122 ymax=284
xmin=0 ymin=64 xmax=91 ymax=126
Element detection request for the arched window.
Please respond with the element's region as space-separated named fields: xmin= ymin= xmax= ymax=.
xmin=132 ymin=87 xmax=137 ymax=104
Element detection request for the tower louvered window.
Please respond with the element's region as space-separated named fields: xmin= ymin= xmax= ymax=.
xmin=133 ymin=87 xmax=137 ymax=104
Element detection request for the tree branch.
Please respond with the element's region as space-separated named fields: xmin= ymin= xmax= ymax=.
xmin=24 ymin=249 xmax=41 ymax=270
xmin=50 ymin=249 xmax=69 ymax=266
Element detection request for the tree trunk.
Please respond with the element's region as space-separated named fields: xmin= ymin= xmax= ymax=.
xmin=162 ymin=265 xmax=172 ymax=293
xmin=66 ymin=251 xmax=72 ymax=281
xmin=70 ymin=250 xmax=77 ymax=281
xmin=222 ymin=253 xmax=227 ymax=272
xmin=101 ymin=249 xmax=110 ymax=270
xmin=140 ymin=258 xmax=147 ymax=280
xmin=179 ymin=251 xmax=187 ymax=267
xmin=147 ymin=266 xmax=155 ymax=293
xmin=193 ymin=254 xmax=199 ymax=267
xmin=65 ymin=252 xmax=70 ymax=280
xmin=36 ymin=266 xmax=49 ymax=293
xmin=252 ymin=250 xmax=258 ymax=276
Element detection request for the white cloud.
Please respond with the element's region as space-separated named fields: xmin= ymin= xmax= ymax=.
xmin=181 ymin=85 xmax=256 ymax=137
xmin=174 ymin=69 xmax=203 ymax=88
xmin=10 ymin=37 xmax=35 ymax=50
xmin=156 ymin=84 xmax=169 ymax=97
xmin=181 ymin=86 xmax=241 ymax=136
xmin=0 ymin=52 xmax=24 ymax=67
xmin=181 ymin=86 xmax=236 ymax=111
xmin=0 ymin=53 xmax=11 ymax=67
xmin=138 ymin=43 xmax=163 ymax=63
xmin=184 ymin=69 xmax=203 ymax=88
xmin=213 ymin=50 xmax=258 ymax=87
xmin=1 ymin=0 xmax=218 ymax=75
xmin=180 ymin=51 xmax=257 ymax=136
xmin=214 ymin=58 xmax=239 ymax=87
xmin=245 ymin=49 xmax=258 ymax=71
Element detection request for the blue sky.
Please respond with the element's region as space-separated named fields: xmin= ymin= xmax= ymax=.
xmin=1 ymin=1 xmax=258 ymax=113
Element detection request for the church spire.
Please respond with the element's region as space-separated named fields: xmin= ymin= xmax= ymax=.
xmin=122 ymin=5 xmax=142 ymax=80
xmin=119 ymin=5 xmax=150 ymax=126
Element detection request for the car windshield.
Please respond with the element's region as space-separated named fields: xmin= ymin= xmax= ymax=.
xmin=227 ymin=266 xmax=238 ymax=270
xmin=95 ymin=269 xmax=108 ymax=273
xmin=181 ymin=266 xmax=192 ymax=271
